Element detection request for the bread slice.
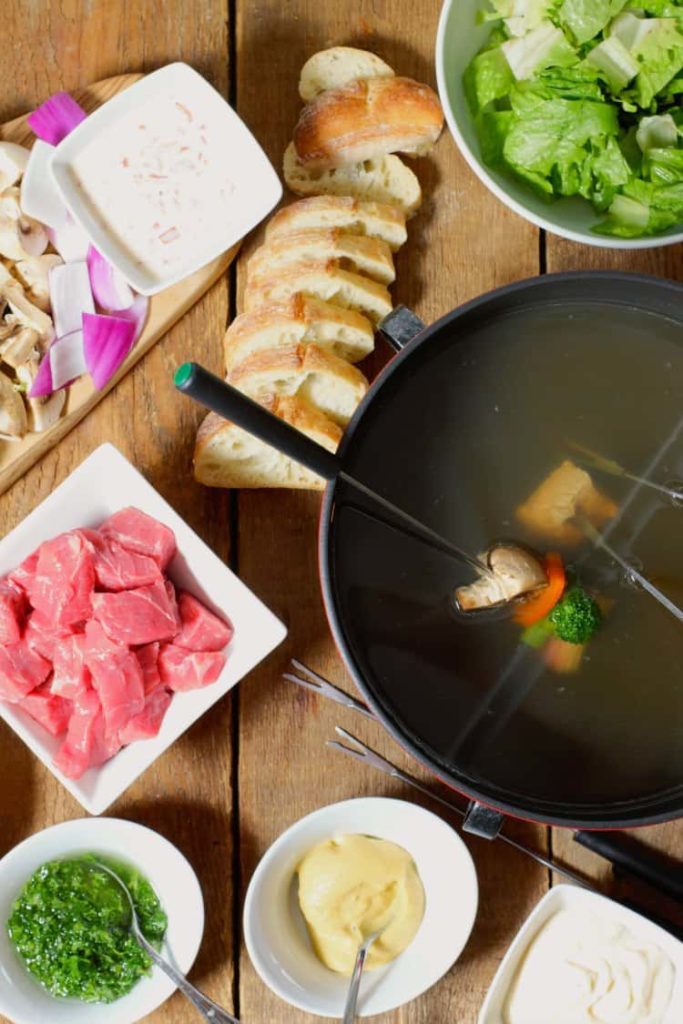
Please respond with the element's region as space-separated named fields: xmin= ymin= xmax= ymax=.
xmin=266 ymin=196 xmax=407 ymax=251
xmin=293 ymin=77 xmax=444 ymax=170
xmin=194 ymin=397 xmax=341 ymax=490
xmin=243 ymin=258 xmax=393 ymax=324
xmin=229 ymin=342 xmax=368 ymax=426
xmin=248 ymin=229 xmax=395 ymax=286
xmin=283 ymin=143 xmax=422 ymax=217
xmin=224 ymin=296 xmax=374 ymax=371
xmin=299 ymin=46 xmax=395 ymax=101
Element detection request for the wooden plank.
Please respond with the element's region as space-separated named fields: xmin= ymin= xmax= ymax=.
xmin=0 ymin=75 xmax=239 ymax=495
xmin=546 ymin=235 xmax=683 ymax=928
xmin=0 ymin=3 xmax=234 ymax=1022
xmin=234 ymin=2 xmax=544 ymax=1022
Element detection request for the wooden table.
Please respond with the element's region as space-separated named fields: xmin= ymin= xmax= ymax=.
xmin=1 ymin=2 xmax=681 ymax=1021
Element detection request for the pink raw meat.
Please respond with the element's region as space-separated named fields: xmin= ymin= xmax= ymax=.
xmin=174 ymin=592 xmax=233 ymax=652
xmin=7 ymin=550 xmax=39 ymax=596
xmin=100 ymin=507 xmax=176 ymax=570
xmin=84 ymin=621 xmax=144 ymax=735
xmin=82 ymin=530 xmax=162 ymax=591
xmin=53 ymin=689 xmax=120 ymax=779
xmin=51 ymin=634 xmax=91 ymax=700
xmin=0 ymin=580 xmax=26 ymax=645
xmin=24 ymin=611 xmax=76 ymax=662
xmin=28 ymin=531 xmax=95 ymax=627
xmin=0 ymin=640 xmax=51 ymax=702
xmin=159 ymin=644 xmax=226 ymax=692
xmin=165 ymin=579 xmax=181 ymax=629
xmin=119 ymin=687 xmax=172 ymax=744
xmin=136 ymin=642 xmax=162 ymax=694
xmin=92 ymin=579 xmax=178 ymax=645
xmin=18 ymin=684 xmax=72 ymax=736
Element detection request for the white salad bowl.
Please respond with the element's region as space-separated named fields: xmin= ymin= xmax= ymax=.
xmin=0 ymin=817 xmax=204 ymax=1024
xmin=0 ymin=442 xmax=287 ymax=815
xmin=243 ymin=796 xmax=479 ymax=1018
xmin=435 ymin=0 xmax=683 ymax=249
xmin=478 ymin=884 xmax=683 ymax=1024
xmin=51 ymin=62 xmax=282 ymax=294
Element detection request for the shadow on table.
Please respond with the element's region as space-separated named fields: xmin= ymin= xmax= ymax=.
xmin=0 ymin=723 xmax=36 ymax=856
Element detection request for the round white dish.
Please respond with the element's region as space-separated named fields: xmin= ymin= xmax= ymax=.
xmin=0 ymin=817 xmax=205 ymax=1024
xmin=243 ymin=796 xmax=478 ymax=1018
xmin=435 ymin=0 xmax=683 ymax=249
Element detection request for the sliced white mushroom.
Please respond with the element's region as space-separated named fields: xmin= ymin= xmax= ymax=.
xmin=455 ymin=543 xmax=548 ymax=612
xmin=13 ymin=254 xmax=63 ymax=311
xmin=0 ymin=369 xmax=27 ymax=440
xmin=14 ymin=358 xmax=65 ymax=432
xmin=0 ymin=143 xmax=30 ymax=192
xmin=0 ymin=263 xmax=54 ymax=342
xmin=0 ymin=320 xmax=40 ymax=368
xmin=0 ymin=186 xmax=48 ymax=260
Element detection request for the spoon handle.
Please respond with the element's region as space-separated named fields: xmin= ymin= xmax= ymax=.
xmin=343 ymin=941 xmax=372 ymax=1023
xmin=138 ymin=934 xmax=240 ymax=1023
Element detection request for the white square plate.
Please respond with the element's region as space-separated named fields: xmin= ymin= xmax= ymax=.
xmin=50 ymin=62 xmax=282 ymax=294
xmin=478 ymin=884 xmax=683 ymax=1023
xmin=0 ymin=443 xmax=287 ymax=815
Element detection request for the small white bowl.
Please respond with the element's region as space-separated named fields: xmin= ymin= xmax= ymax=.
xmin=0 ymin=443 xmax=286 ymax=814
xmin=478 ymin=884 xmax=683 ymax=1023
xmin=0 ymin=817 xmax=204 ymax=1024
xmin=51 ymin=62 xmax=282 ymax=294
xmin=435 ymin=0 xmax=683 ymax=249
xmin=243 ymin=797 xmax=478 ymax=1018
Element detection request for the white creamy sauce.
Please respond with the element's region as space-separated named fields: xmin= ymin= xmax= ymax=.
xmin=72 ymin=92 xmax=237 ymax=283
xmin=504 ymin=908 xmax=675 ymax=1024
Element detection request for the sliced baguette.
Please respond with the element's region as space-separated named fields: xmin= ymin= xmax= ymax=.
xmin=243 ymin=258 xmax=393 ymax=324
xmin=229 ymin=342 xmax=368 ymax=426
xmin=265 ymin=196 xmax=407 ymax=251
xmin=224 ymin=296 xmax=374 ymax=371
xmin=299 ymin=47 xmax=395 ymax=101
xmin=283 ymin=143 xmax=422 ymax=217
xmin=293 ymin=77 xmax=444 ymax=170
xmin=194 ymin=397 xmax=341 ymax=490
xmin=248 ymin=229 xmax=395 ymax=286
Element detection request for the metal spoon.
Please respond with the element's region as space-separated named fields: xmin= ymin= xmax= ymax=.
xmin=342 ymin=921 xmax=392 ymax=1024
xmin=94 ymin=862 xmax=239 ymax=1023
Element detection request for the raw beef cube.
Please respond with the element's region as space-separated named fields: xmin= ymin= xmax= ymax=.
xmin=51 ymin=634 xmax=91 ymax=700
xmin=100 ymin=507 xmax=176 ymax=570
xmin=7 ymin=550 xmax=39 ymax=596
xmin=119 ymin=687 xmax=172 ymax=744
xmin=0 ymin=640 xmax=51 ymax=702
xmin=28 ymin=531 xmax=95 ymax=627
xmin=18 ymin=684 xmax=72 ymax=736
xmin=174 ymin=592 xmax=234 ymax=652
xmin=53 ymin=689 xmax=120 ymax=779
xmin=159 ymin=644 xmax=226 ymax=692
xmin=81 ymin=530 xmax=162 ymax=591
xmin=24 ymin=611 xmax=76 ymax=662
xmin=136 ymin=642 xmax=162 ymax=694
xmin=165 ymin=579 xmax=181 ymax=629
xmin=92 ymin=579 xmax=178 ymax=645
xmin=84 ymin=621 xmax=144 ymax=734
xmin=0 ymin=580 xmax=26 ymax=645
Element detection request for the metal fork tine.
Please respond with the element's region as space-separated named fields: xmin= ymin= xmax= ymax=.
xmin=332 ymin=726 xmax=406 ymax=776
xmin=284 ymin=660 xmax=375 ymax=718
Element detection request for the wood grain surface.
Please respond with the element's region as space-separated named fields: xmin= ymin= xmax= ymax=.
xmin=0 ymin=2 xmax=681 ymax=1023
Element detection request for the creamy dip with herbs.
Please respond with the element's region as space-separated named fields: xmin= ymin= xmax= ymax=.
xmin=71 ymin=92 xmax=236 ymax=283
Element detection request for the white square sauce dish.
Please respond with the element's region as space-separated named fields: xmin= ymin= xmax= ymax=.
xmin=479 ymin=884 xmax=683 ymax=1024
xmin=0 ymin=443 xmax=286 ymax=815
xmin=50 ymin=62 xmax=282 ymax=295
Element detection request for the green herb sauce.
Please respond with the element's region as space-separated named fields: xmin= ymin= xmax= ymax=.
xmin=7 ymin=854 xmax=167 ymax=1003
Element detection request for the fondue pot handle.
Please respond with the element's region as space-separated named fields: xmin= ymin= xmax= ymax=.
xmin=174 ymin=362 xmax=342 ymax=482
xmin=574 ymin=830 xmax=683 ymax=902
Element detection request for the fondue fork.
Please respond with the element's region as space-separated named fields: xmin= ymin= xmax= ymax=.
xmin=569 ymin=441 xmax=683 ymax=503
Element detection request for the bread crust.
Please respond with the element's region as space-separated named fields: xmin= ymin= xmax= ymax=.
xmin=293 ymin=76 xmax=444 ymax=170
xmin=265 ymin=196 xmax=407 ymax=250
xmin=248 ymin=229 xmax=395 ymax=286
xmin=298 ymin=46 xmax=395 ymax=101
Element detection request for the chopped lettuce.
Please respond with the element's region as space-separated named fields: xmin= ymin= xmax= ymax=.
xmin=560 ymin=0 xmax=629 ymax=45
xmin=463 ymin=0 xmax=683 ymax=237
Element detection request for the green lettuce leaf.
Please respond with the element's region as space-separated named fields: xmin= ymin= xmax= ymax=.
xmin=483 ymin=0 xmax=561 ymax=36
xmin=644 ymin=144 xmax=683 ymax=182
xmin=502 ymin=21 xmax=577 ymax=79
xmin=636 ymin=112 xmax=679 ymax=149
xmin=629 ymin=18 xmax=683 ymax=106
xmin=560 ymin=0 xmax=629 ymax=45
xmin=585 ymin=36 xmax=639 ymax=88
xmin=535 ymin=64 xmax=605 ymax=98
xmin=464 ymin=46 xmax=515 ymax=113
xmin=477 ymin=110 xmax=515 ymax=164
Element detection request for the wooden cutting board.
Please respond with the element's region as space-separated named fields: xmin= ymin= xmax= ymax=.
xmin=0 ymin=73 xmax=239 ymax=496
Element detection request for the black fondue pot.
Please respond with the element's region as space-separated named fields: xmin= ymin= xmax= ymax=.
xmin=178 ymin=271 xmax=683 ymax=832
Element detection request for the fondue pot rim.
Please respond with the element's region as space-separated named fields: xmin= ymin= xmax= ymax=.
xmin=318 ymin=270 xmax=683 ymax=830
